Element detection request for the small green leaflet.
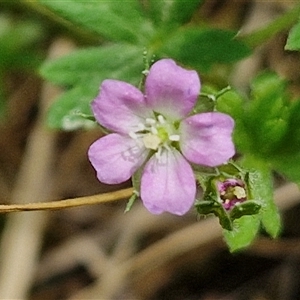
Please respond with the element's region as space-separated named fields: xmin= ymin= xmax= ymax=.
xmin=286 ymin=20 xmax=300 ymax=50
xmin=37 ymin=0 xmax=154 ymax=44
xmin=147 ymin=0 xmax=203 ymax=26
xmin=160 ymin=28 xmax=251 ymax=72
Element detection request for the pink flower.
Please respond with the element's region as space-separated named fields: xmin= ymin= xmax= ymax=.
xmin=88 ymin=59 xmax=235 ymax=215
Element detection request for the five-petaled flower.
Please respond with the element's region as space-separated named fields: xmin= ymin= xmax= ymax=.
xmin=88 ymin=59 xmax=235 ymax=215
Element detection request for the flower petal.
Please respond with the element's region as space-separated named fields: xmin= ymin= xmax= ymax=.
xmin=145 ymin=59 xmax=200 ymax=120
xmin=92 ymin=80 xmax=151 ymax=133
xmin=140 ymin=148 xmax=196 ymax=215
xmin=180 ymin=112 xmax=235 ymax=167
xmin=88 ymin=133 xmax=149 ymax=184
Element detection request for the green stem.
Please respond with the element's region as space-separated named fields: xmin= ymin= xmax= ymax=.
xmin=238 ymin=4 xmax=300 ymax=48
xmin=215 ymin=86 xmax=231 ymax=99
xmin=200 ymin=86 xmax=231 ymax=102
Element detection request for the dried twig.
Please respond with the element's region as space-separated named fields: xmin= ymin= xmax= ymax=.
xmin=0 ymin=187 xmax=133 ymax=213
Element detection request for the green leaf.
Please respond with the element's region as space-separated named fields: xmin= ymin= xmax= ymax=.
xmin=196 ymin=200 xmax=233 ymax=231
xmin=40 ymin=44 xmax=144 ymax=86
xmin=230 ymin=200 xmax=261 ymax=220
xmin=243 ymin=157 xmax=281 ymax=238
xmin=41 ymin=44 xmax=145 ymax=129
xmin=238 ymin=72 xmax=289 ymax=157
xmin=37 ymin=0 xmax=154 ymax=44
xmin=240 ymin=4 xmax=300 ymax=49
xmin=235 ymin=73 xmax=300 ymax=184
xmin=250 ymin=72 xmax=287 ymax=102
xmin=160 ymin=28 xmax=251 ymax=72
xmin=258 ymin=100 xmax=300 ymax=183
xmin=216 ymin=89 xmax=244 ymax=120
xmin=146 ymin=0 xmax=203 ymax=26
xmin=46 ymin=85 xmax=96 ymax=130
xmin=271 ymin=153 xmax=300 ymax=183
xmin=193 ymin=95 xmax=215 ymax=114
xmin=260 ymin=196 xmax=281 ymax=238
xmin=285 ymin=20 xmax=300 ymax=51
xmin=224 ymin=215 xmax=260 ymax=252
xmin=265 ymin=95 xmax=300 ymax=182
xmin=277 ymin=100 xmax=300 ymax=154
xmin=218 ymin=162 xmax=243 ymax=177
xmin=0 ymin=17 xmax=44 ymax=70
xmin=216 ymin=89 xmax=251 ymax=154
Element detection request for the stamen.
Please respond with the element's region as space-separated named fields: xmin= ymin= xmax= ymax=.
xmin=158 ymin=115 xmax=166 ymax=124
xmin=169 ymin=134 xmax=180 ymax=141
xmin=137 ymin=123 xmax=145 ymax=131
xmin=145 ymin=118 xmax=156 ymax=125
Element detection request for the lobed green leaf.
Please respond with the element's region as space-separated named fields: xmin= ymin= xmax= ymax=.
xmin=285 ymin=20 xmax=300 ymax=51
xmin=244 ymin=158 xmax=281 ymax=238
xmin=46 ymin=85 xmax=96 ymax=130
xmin=37 ymin=0 xmax=154 ymax=44
xmin=216 ymin=90 xmax=244 ymax=119
xmin=271 ymin=153 xmax=300 ymax=183
xmin=0 ymin=18 xmax=44 ymax=70
xmin=42 ymin=44 xmax=145 ymax=129
xmin=40 ymin=44 xmax=144 ymax=86
xmin=236 ymin=72 xmax=289 ymax=157
xmin=224 ymin=215 xmax=260 ymax=252
xmin=230 ymin=201 xmax=261 ymax=220
xmin=160 ymin=28 xmax=251 ymax=72
xmin=146 ymin=0 xmax=203 ymax=26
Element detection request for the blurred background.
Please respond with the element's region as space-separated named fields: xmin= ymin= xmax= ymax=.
xmin=1 ymin=1 xmax=300 ymax=299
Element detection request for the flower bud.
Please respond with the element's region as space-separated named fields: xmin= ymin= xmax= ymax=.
xmin=217 ymin=178 xmax=247 ymax=210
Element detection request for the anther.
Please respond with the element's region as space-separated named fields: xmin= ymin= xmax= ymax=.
xmin=169 ymin=134 xmax=180 ymax=141
xmin=137 ymin=123 xmax=145 ymax=131
xmin=158 ymin=115 xmax=165 ymax=124
xmin=145 ymin=118 xmax=156 ymax=125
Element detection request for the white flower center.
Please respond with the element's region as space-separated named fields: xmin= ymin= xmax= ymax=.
xmin=129 ymin=114 xmax=180 ymax=153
